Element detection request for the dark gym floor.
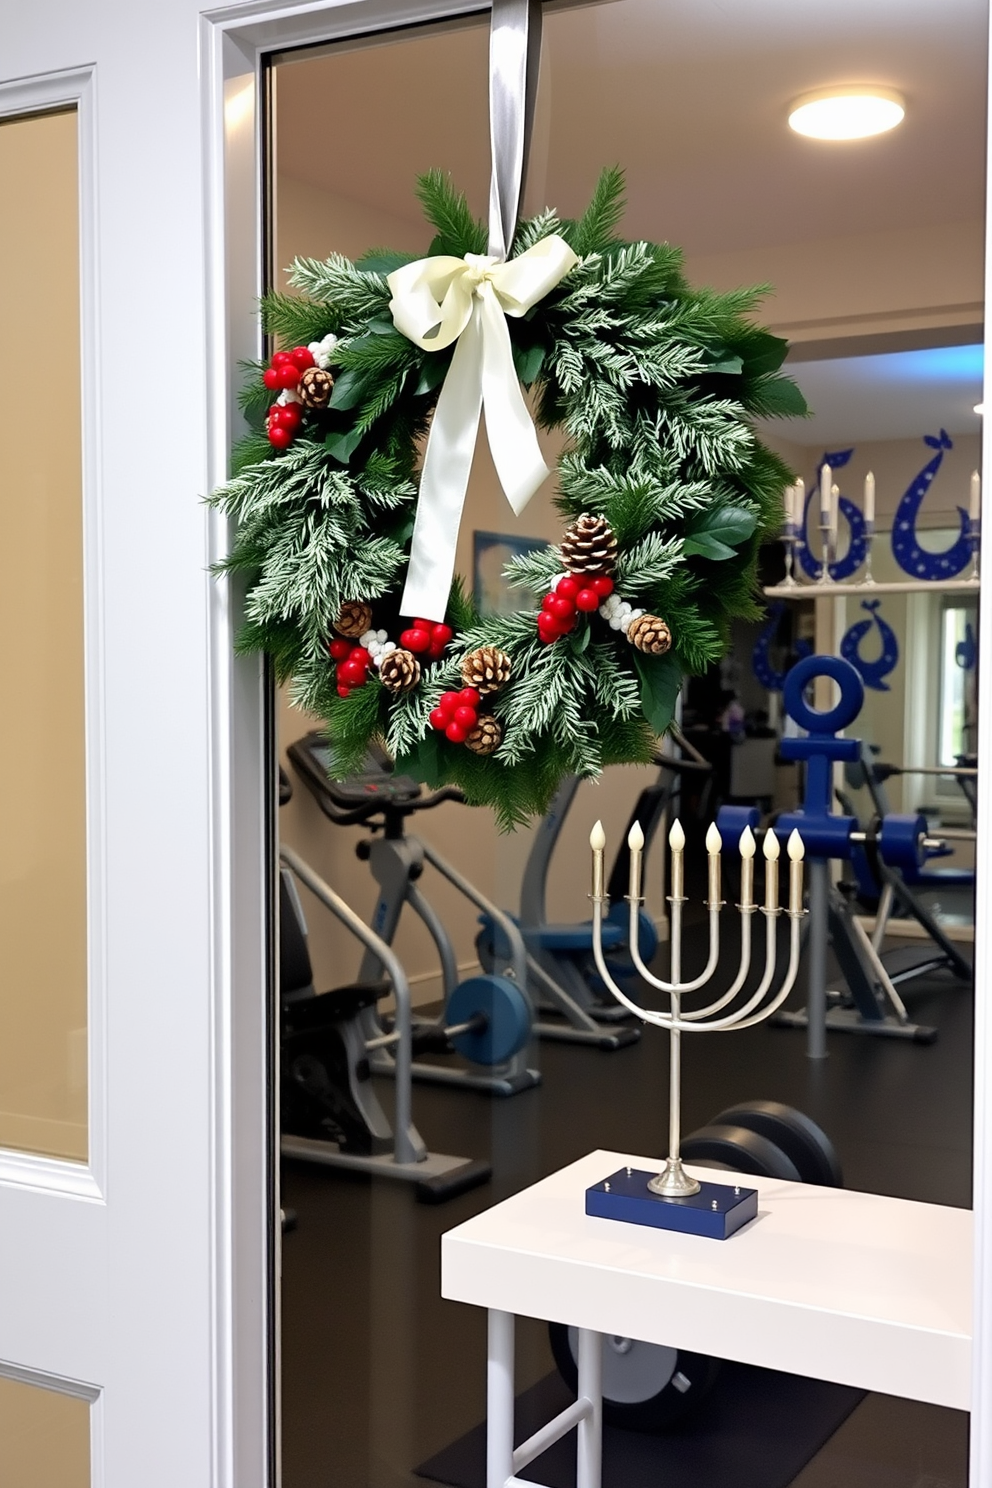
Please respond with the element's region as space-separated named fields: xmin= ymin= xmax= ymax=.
xmin=281 ymin=924 xmax=973 ymax=1488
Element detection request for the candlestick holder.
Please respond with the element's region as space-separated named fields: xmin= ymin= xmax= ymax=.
xmin=862 ymin=518 xmax=877 ymax=585
xmin=586 ymin=819 xmax=806 ymax=1239
xmin=781 ymin=519 xmax=799 ymax=586
xmin=969 ymin=517 xmax=981 ymax=582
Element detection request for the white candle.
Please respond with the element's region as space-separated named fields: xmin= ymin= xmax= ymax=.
xmin=794 ymin=477 xmax=805 ymax=520
xmin=669 ymin=817 xmax=685 ymax=900
xmin=819 ymin=462 xmax=832 ymax=521
xmin=830 ymin=482 xmax=840 ymax=545
xmin=763 ymin=828 xmax=780 ymax=911
xmin=971 ymin=470 xmax=981 ymax=522
xmin=783 ymin=482 xmax=794 ymax=527
xmin=787 ymin=829 xmax=805 ymax=914
xmin=739 ymin=825 xmax=756 ymax=908
xmin=628 ymin=820 xmax=644 ymax=900
xmin=590 ymin=820 xmax=606 ymax=899
xmin=705 ymin=821 xmax=722 ymax=908
xmin=864 ymin=471 xmax=875 ymax=525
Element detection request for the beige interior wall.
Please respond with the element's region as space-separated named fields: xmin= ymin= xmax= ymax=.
xmin=0 ymin=110 xmax=88 ymax=1160
xmin=0 ymin=1376 xmax=89 ymax=1488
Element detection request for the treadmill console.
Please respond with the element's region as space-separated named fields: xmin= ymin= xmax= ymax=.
xmin=288 ymin=733 xmax=423 ymax=811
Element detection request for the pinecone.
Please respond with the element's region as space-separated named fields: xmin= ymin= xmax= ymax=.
xmin=378 ymin=648 xmax=420 ymax=693
xmin=461 ymin=646 xmax=512 ymax=695
xmin=627 ymin=614 xmax=673 ymax=655
xmin=334 ymin=601 xmax=373 ymax=639
xmin=298 ymin=366 xmax=334 ymax=409
xmin=464 ymin=715 xmax=502 ymax=756
xmin=560 ymin=513 xmax=617 ymax=576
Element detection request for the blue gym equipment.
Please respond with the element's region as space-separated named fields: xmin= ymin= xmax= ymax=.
xmin=717 ymin=653 xmax=963 ymax=1056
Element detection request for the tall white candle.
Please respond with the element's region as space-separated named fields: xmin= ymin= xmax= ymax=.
xmin=763 ymin=828 xmax=780 ymax=911
xmin=628 ymin=820 xmax=644 ymax=900
xmin=783 ymin=482 xmax=794 ymax=527
xmin=705 ymin=821 xmax=722 ymax=908
xmin=794 ymin=477 xmax=805 ymax=522
xmin=830 ymin=483 xmax=840 ymax=545
xmin=787 ymin=829 xmax=805 ymax=914
xmin=971 ymin=470 xmax=981 ymax=522
xmin=819 ymin=462 xmax=832 ymax=521
xmin=669 ymin=818 xmax=685 ymax=900
xmin=864 ymin=471 xmax=875 ymax=525
xmin=590 ymin=820 xmax=606 ymax=899
xmin=739 ymin=825 xmax=756 ymax=908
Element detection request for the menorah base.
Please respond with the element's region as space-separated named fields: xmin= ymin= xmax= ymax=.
xmin=586 ymin=1168 xmax=759 ymax=1240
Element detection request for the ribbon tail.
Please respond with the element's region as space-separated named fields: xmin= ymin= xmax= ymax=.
xmin=478 ymin=283 xmax=550 ymax=515
xmin=399 ymin=309 xmax=484 ymax=623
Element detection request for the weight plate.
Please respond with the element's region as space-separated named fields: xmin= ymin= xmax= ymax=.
xmin=548 ymin=1322 xmax=720 ymax=1434
xmin=680 ymin=1123 xmax=802 ymax=1181
xmin=447 ymin=975 xmax=531 ymax=1066
xmin=709 ymin=1101 xmax=843 ymax=1187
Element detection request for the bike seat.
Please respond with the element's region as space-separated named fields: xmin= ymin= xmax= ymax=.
xmin=524 ymin=920 xmax=625 ymax=952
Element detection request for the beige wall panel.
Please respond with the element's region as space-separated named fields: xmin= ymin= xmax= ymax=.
xmin=0 ymin=109 xmax=87 ymax=1160
xmin=0 ymin=1376 xmax=89 ymax=1488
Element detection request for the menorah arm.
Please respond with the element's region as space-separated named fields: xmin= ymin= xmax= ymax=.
xmin=626 ymin=898 xmax=722 ymax=994
xmin=676 ymin=909 xmax=754 ymax=1020
xmin=676 ymin=910 xmax=803 ymax=1033
xmin=590 ymin=897 xmax=676 ymax=1029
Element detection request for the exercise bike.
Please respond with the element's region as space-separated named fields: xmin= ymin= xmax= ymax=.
xmin=288 ymin=734 xmax=540 ymax=1098
xmin=549 ymin=1101 xmax=842 ymax=1430
xmin=279 ymin=777 xmax=492 ymax=1202
xmin=476 ymin=733 xmax=712 ymax=1049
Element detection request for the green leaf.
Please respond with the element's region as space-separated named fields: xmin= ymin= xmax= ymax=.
xmin=415 ymin=353 xmax=451 ymax=397
xmin=634 ymin=652 xmax=682 ymax=737
xmin=355 ymin=251 xmax=416 ymax=275
xmin=569 ymin=166 xmax=626 ymax=256
xmin=415 ymin=169 xmax=487 ymax=257
xmin=512 ymin=341 xmax=545 ymax=385
xmin=706 ymin=354 xmax=744 ymax=376
xmin=738 ymin=330 xmax=790 ymax=377
xmin=395 ymin=730 xmax=445 ymax=788
xmin=683 ymin=505 xmax=758 ymax=561
xmin=328 ymin=367 xmax=368 ymax=411
xmin=569 ymin=620 xmax=592 ymax=655
xmin=324 ymin=426 xmax=364 ymax=464
xmin=750 ymin=374 xmax=809 ymax=418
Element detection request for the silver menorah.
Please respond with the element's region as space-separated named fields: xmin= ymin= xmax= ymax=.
xmin=589 ymin=817 xmax=806 ymax=1205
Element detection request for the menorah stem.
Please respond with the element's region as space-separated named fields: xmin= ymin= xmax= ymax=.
xmin=648 ymin=895 xmax=701 ymax=1198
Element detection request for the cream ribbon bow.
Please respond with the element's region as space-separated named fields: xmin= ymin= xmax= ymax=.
xmin=387 ymin=234 xmax=578 ymax=621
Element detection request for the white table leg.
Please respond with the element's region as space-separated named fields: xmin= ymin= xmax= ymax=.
xmin=487 ymin=1309 xmax=515 ymax=1488
xmin=576 ymin=1328 xmax=602 ymax=1488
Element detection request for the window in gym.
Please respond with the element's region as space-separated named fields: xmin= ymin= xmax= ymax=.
xmin=0 ymin=107 xmax=88 ymax=1162
xmin=267 ymin=5 xmax=981 ymax=1485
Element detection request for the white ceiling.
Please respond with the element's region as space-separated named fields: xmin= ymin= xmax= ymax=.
xmin=762 ymin=344 xmax=985 ymax=446
xmin=274 ymin=0 xmax=987 ymax=256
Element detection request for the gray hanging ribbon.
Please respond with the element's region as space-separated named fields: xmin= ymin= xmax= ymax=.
xmin=488 ymin=0 xmax=544 ymax=260
xmin=388 ymin=0 xmax=579 ymax=620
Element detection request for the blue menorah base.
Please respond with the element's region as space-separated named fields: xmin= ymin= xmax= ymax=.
xmin=586 ymin=1168 xmax=759 ymax=1240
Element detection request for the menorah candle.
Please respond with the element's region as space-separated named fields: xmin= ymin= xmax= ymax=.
xmin=590 ymin=819 xmax=606 ymax=898
xmin=763 ymin=827 xmax=780 ymax=910
xmin=788 ymin=828 xmax=805 ymax=913
xmin=864 ymin=471 xmax=875 ymax=525
xmin=830 ymin=483 xmax=840 ymax=546
xmin=819 ymin=462 xmax=832 ymax=524
xmin=971 ymin=470 xmax=981 ymax=522
xmin=628 ymin=820 xmax=645 ymax=899
xmin=739 ymin=825 xmax=756 ymax=907
xmin=669 ymin=818 xmax=685 ymax=899
xmin=705 ymin=821 xmax=722 ymax=906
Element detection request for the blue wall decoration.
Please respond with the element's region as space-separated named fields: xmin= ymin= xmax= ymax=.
xmin=890 ymin=430 xmax=971 ymax=580
xmin=839 ymin=599 xmax=900 ymax=692
xmin=956 ymin=622 xmax=978 ymax=671
xmin=752 ymin=602 xmax=812 ymax=692
xmin=796 ymin=448 xmax=869 ymax=581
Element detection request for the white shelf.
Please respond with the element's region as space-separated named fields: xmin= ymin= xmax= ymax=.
xmin=442 ymin=1148 xmax=973 ymax=1409
xmin=764 ymin=577 xmax=980 ymax=598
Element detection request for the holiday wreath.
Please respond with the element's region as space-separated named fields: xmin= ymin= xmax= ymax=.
xmin=210 ymin=169 xmax=806 ymax=828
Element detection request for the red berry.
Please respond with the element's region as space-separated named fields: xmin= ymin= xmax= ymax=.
xmin=453 ymin=705 xmax=478 ymax=728
xmin=329 ymin=639 xmax=351 ymax=660
xmin=350 ymin=647 xmax=371 ymax=670
xmin=290 ymin=346 xmax=315 ymax=371
xmin=445 ymin=722 xmax=467 ymax=744
xmin=459 ymin=688 xmax=481 ymax=708
xmin=272 ymin=351 xmax=292 ymax=368
xmin=277 ymin=363 xmax=300 ymax=390
xmin=542 ymin=592 xmax=558 ymax=612
xmin=413 ymin=618 xmax=433 ymax=631
xmin=263 ymin=367 xmax=281 ymax=390
xmin=537 ymin=614 xmax=561 ymax=643
xmin=431 ymin=623 xmax=453 ymax=647
xmin=556 ymin=575 xmax=580 ymax=600
xmin=427 ymin=643 xmax=446 ymax=661
xmin=550 ymin=595 xmax=575 ymax=622
xmin=440 ymin=692 xmax=461 ymax=713
xmin=401 ymin=627 xmax=431 ymax=654
xmin=429 ymin=708 xmax=450 ymax=732
xmin=268 ymin=425 xmax=291 ymax=449
xmin=337 ymin=685 xmax=351 ymax=698
xmin=280 ymin=403 xmax=303 ymax=429
xmin=592 ymin=575 xmax=614 ymax=597
xmin=340 ymin=660 xmax=367 ymax=686
xmin=575 ymin=588 xmax=599 ymax=612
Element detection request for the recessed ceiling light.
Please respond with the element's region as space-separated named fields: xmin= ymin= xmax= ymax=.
xmin=788 ymin=87 xmax=905 ymax=142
